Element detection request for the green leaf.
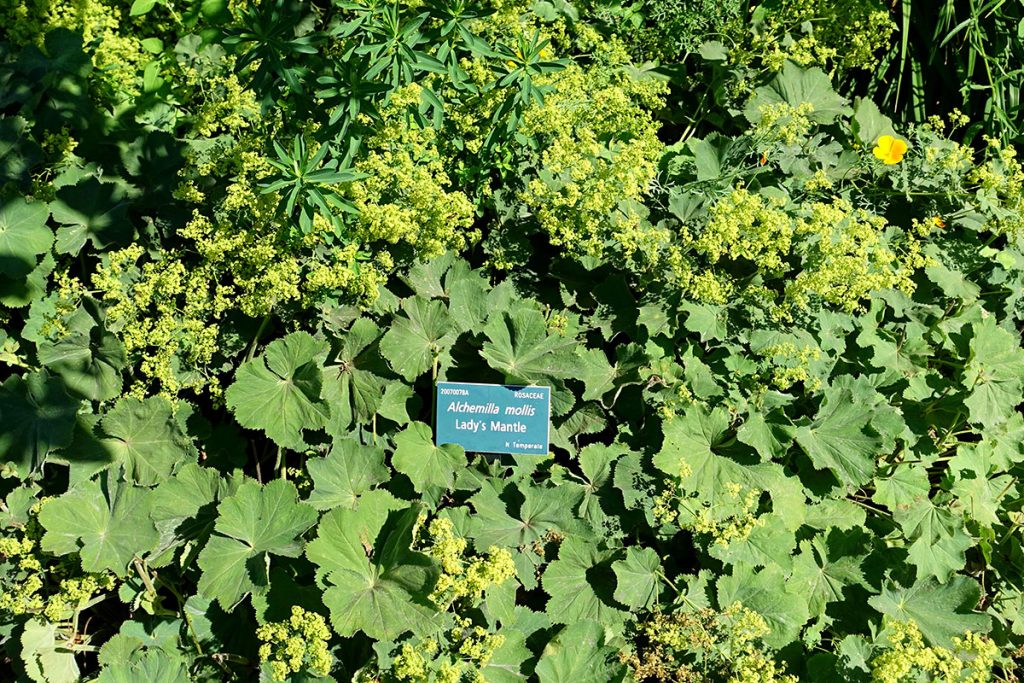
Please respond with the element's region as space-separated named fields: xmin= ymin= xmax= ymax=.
xmin=225 ymin=332 xmax=329 ymax=451
xmin=481 ymin=305 xmax=578 ymax=383
xmin=851 ymin=97 xmax=896 ymax=147
xmin=39 ymin=475 xmax=159 ymax=576
xmin=469 ymin=481 xmax=586 ymax=549
xmin=0 ymin=116 xmax=34 ymax=185
xmin=99 ymin=619 xmax=181 ymax=664
xmin=949 ymin=443 xmax=1014 ymax=528
xmin=481 ymin=629 xmax=531 ymax=683
xmin=50 ymin=178 xmax=132 ymax=253
xmin=37 ymin=307 xmax=125 ymax=401
xmin=21 ymin=619 xmax=79 ymax=683
xmin=717 ymin=563 xmax=810 ymax=649
xmin=446 ymin=261 xmax=490 ymax=330
xmin=379 ymin=296 xmax=456 ymax=381
xmin=907 ymin=527 xmax=973 ymax=582
xmin=130 ymin=0 xmax=159 ymax=16
xmin=744 ymin=62 xmax=852 ymax=125
xmin=612 ymin=547 xmax=661 ymax=609
xmin=0 ymin=249 xmax=54 ymax=308
xmin=654 ymin=406 xmax=790 ymax=528
xmin=708 ymin=513 xmax=797 ymax=570
xmin=307 ymin=501 xmax=440 ymax=640
xmin=95 ymin=649 xmax=190 ymax=683
xmin=140 ymin=37 xmax=164 ymax=53
xmin=737 ymin=409 xmax=795 ymax=462
xmin=0 ymin=371 xmax=79 ymax=479
xmin=894 ymin=501 xmax=973 ymax=582
xmin=99 ymin=396 xmax=193 ymax=486
xmin=652 ymin=404 xmax=730 ymax=477
xmin=872 ymin=465 xmax=929 ymax=511
xmin=1 ymin=484 xmax=40 ymax=527
xmin=51 ymin=414 xmax=117 ymax=484
xmin=377 ymin=382 xmax=416 ymax=424
xmin=574 ymin=348 xmax=617 ymax=401
xmin=401 ymin=252 xmax=455 ymax=298
xmin=307 ymin=438 xmax=388 ymax=510
xmin=963 ymin=316 xmax=1024 ymax=427
xmin=542 ymin=538 xmax=626 ymax=626
xmin=198 ymin=0 xmax=229 ymax=20
xmin=682 ymin=302 xmax=727 ymax=341
xmin=0 ymin=198 xmax=51 ymax=278
xmin=577 ymin=443 xmax=627 ymax=527
xmin=790 ymin=532 xmax=867 ymax=617
xmin=687 ymin=134 xmax=729 ymax=181
xmin=535 ymin=621 xmax=626 ymax=683
xmin=637 ymin=301 xmax=671 ymax=336
xmin=150 ymin=462 xmax=239 ymax=558
xmin=868 ymin=577 xmax=990 ymax=646
xmin=393 ymin=421 xmax=465 ymax=492
xmin=321 ymin=318 xmax=385 ymax=435
xmin=197 ymin=479 xmax=317 ymax=610
xmin=794 ymin=384 xmax=882 ymax=487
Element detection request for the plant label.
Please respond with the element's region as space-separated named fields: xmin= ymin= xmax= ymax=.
xmin=435 ymin=381 xmax=551 ymax=455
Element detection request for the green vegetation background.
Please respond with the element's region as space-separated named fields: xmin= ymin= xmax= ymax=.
xmin=1 ymin=0 xmax=1024 ymax=680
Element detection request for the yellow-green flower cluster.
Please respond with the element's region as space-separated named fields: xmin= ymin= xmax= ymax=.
xmin=695 ymin=188 xmax=793 ymax=273
xmin=517 ymin=58 xmax=668 ymax=272
xmin=682 ymin=190 xmax=929 ymax=315
xmin=739 ymin=0 xmax=893 ymax=74
xmin=179 ymin=211 xmax=303 ymax=318
xmin=652 ymin=460 xmax=695 ymax=525
xmin=1 ymin=512 xmax=115 ymax=622
xmin=787 ymin=198 xmax=927 ymax=311
xmin=93 ymin=123 xmax=394 ymax=398
xmin=467 ymin=0 xmax=567 ymax=48
xmin=91 ymin=244 xmax=225 ymax=398
xmin=41 ymin=574 xmax=116 ymax=622
xmin=652 ymin=485 xmax=681 ymax=526
xmin=255 ymin=606 xmax=333 ymax=682
xmin=183 ymin=63 xmax=260 ymax=138
xmin=32 ymin=270 xmax=88 ymax=341
xmin=177 ymin=129 xmax=282 ymax=226
xmin=350 ymin=86 xmax=478 ymax=257
xmin=689 ymin=483 xmax=764 ymax=548
xmin=41 ymin=127 xmax=78 ymax=164
xmin=756 ymin=32 xmax=837 ymax=73
xmin=967 ymin=139 xmax=1024 ymax=243
xmin=906 ymin=113 xmax=1024 ymax=254
xmin=753 ymin=102 xmax=816 ymax=145
xmin=624 ymin=602 xmax=795 ymax=682
xmin=393 ymin=642 xmax=430 ymax=681
xmin=423 ymin=518 xmax=515 ymax=607
xmin=729 ymin=651 xmax=799 ymax=683
xmin=757 ymin=342 xmax=823 ymax=391
xmin=869 ymin=618 xmax=998 ymax=683
xmin=0 ymin=536 xmax=45 ymax=615
xmin=389 ymin=618 xmax=505 ymax=683
xmin=0 ymin=0 xmax=149 ymax=90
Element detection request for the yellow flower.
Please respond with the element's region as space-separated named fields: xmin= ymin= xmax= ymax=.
xmin=931 ymin=216 xmax=946 ymax=228
xmin=873 ymin=135 xmax=908 ymax=164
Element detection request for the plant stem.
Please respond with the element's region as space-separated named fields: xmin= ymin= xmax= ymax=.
xmin=246 ymin=315 xmax=272 ymax=363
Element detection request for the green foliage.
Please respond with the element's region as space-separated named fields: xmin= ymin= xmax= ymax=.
xmin=2 ymin=0 xmax=1024 ymax=681
xmin=225 ymin=332 xmax=330 ymax=451
xmin=584 ymin=0 xmax=744 ymax=63
xmin=869 ymin=0 xmax=1024 ymax=145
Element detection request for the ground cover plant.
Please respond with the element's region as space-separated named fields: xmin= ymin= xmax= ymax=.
xmin=2 ymin=0 xmax=1024 ymax=680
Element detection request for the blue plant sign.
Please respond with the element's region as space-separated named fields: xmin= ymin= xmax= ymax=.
xmin=435 ymin=382 xmax=551 ymax=455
